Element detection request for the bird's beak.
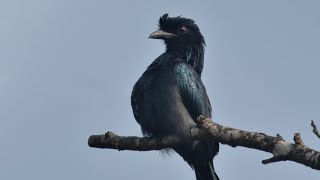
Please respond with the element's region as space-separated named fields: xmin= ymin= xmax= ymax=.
xmin=149 ymin=30 xmax=175 ymax=39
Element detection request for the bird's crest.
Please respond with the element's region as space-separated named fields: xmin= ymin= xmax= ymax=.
xmin=158 ymin=13 xmax=196 ymax=32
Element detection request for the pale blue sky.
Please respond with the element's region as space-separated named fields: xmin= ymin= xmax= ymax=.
xmin=1 ymin=1 xmax=320 ymax=180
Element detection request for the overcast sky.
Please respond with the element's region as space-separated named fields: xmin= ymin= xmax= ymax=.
xmin=1 ymin=0 xmax=320 ymax=180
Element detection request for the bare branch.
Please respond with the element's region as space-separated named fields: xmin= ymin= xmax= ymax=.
xmin=88 ymin=117 xmax=320 ymax=170
xmin=311 ymin=120 xmax=320 ymax=139
xmin=88 ymin=131 xmax=181 ymax=151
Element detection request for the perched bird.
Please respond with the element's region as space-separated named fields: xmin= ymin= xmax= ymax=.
xmin=131 ymin=14 xmax=219 ymax=180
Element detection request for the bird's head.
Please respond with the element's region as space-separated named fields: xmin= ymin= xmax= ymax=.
xmin=149 ymin=13 xmax=205 ymax=55
xmin=149 ymin=14 xmax=206 ymax=75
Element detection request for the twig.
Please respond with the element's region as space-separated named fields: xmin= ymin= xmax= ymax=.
xmin=311 ymin=120 xmax=320 ymax=139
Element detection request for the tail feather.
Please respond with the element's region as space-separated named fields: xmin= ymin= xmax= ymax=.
xmin=194 ymin=162 xmax=219 ymax=180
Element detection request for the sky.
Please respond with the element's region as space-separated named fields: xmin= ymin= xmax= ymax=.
xmin=1 ymin=0 xmax=320 ymax=180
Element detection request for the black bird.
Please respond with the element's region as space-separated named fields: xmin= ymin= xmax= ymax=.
xmin=131 ymin=14 xmax=219 ymax=180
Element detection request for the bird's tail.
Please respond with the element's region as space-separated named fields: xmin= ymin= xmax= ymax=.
xmin=193 ymin=161 xmax=219 ymax=180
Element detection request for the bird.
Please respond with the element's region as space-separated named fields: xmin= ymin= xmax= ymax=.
xmin=131 ymin=14 xmax=219 ymax=180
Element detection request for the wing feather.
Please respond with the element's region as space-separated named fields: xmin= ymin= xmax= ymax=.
xmin=175 ymin=62 xmax=212 ymax=120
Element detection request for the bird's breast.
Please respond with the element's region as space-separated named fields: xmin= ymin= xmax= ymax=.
xmin=136 ymin=67 xmax=196 ymax=137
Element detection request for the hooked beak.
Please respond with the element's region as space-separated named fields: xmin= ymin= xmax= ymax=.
xmin=149 ymin=30 xmax=176 ymax=39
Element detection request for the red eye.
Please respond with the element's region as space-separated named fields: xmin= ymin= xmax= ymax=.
xmin=178 ymin=26 xmax=187 ymax=34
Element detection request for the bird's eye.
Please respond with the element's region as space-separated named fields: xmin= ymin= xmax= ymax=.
xmin=178 ymin=26 xmax=187 ymax=34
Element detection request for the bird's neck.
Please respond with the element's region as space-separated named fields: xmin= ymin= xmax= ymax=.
xmin=167 ymin=45 xmax=204 ymax=76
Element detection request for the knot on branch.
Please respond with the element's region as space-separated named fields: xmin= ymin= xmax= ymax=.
xmin=294 ymin=133 xmax=304 ymax=146
xmin=105 ymin=131 xmax=114 ymax=138
xmin=195 ymin=115 xmax=217 ymax=133
xmin=276 ymin=134 xmax=283 ymax=140
xmin=196 ymin=115 xmax=212 ymax=126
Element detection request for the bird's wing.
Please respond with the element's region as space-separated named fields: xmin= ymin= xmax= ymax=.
xmin=131 ymin=78 xmax=143 ymax=126
xmin=131 ymin=53 xmax=174 ymax=136
xmin=131 ymin=71 xmax=155 ymax=136
xmin=175 ymin=61 xmax=212 ymax=120
xmin=175 ymin=61 xmax=219 ymax=157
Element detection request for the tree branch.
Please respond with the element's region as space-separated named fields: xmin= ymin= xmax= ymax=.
xmin=88 ymin=116 xmax=320 ymax=170
xmin=88 ymin=131 xmax=181 ymax=151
